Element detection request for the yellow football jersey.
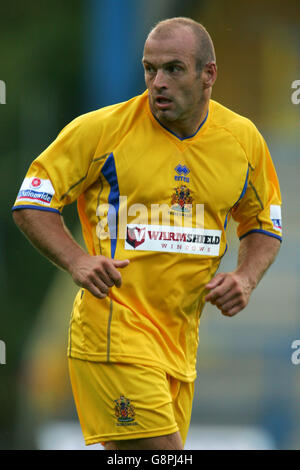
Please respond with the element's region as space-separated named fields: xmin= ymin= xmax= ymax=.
xmin=12 ymin=90 xmax=282 ymax=381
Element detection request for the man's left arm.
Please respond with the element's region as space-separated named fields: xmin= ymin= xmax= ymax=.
xmin=205 ymin=232 xmax=281 ymax=317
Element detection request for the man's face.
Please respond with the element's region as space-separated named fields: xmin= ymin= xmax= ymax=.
xmin=142 ymin=28 xmax=204 ymax=130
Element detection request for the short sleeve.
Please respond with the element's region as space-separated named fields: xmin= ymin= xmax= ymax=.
xmin=231 ymin=127 xmax=282 ymax=242
xmin=12 ymin=112 xmax=108 ymax=214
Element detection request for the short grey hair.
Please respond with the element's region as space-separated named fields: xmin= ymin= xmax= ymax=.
xmin=147 ymin=17 xmax=216 ymax=73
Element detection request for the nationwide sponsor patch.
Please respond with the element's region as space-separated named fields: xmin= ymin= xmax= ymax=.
xmin=270 ymin=205 xmax=282 ymax=232
xmin=125 ymin=224 xmax=221 ymax=256
xmin=30 ymin=177 xmax=43 ymax=189
xmin=114 ymin=395 xmax=138 ymax=426
xmin=16 ymin=177 xmax=55 ymax=206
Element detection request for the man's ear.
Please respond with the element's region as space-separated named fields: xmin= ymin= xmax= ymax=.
xmin=202 ymin=62 xmax=217 ymax=88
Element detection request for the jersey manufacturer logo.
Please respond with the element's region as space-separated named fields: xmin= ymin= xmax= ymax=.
xmin=174 ymin=164 xmax=190 ymax=183
xmin=114 ymin=395 xmax=138 ymax=426
xmin=170 ymin=185 xmax=193 ymax=215
xmin=175 ymin=164 xmax=190 ymax=176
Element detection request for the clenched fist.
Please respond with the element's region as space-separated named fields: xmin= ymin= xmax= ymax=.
xmin=205 ymin=272 xmax=253 ymax=317
xmin=69 ymin=254 xmax=130 ymax=299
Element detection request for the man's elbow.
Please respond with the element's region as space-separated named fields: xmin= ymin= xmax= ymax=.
xmin=275 ymin=236 xmax=282 ymax=255
xmin=265 ymin=235 xmax=281 ymax=263
xmin=12 ymin=209 xmax=23 ymax=227
xmin=12 ymin=208 xmax=30 ymax=230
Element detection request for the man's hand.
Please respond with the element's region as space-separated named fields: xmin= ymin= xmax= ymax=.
xmin=70 ymin=254 xmax=130 ymax=299
xmin=204 ymin=232 xmax=281 ymax=317
xmin=13 ymin=209 xmax=130 ymax=300
xmin=205 ymin=272 xmax=253 ymax=317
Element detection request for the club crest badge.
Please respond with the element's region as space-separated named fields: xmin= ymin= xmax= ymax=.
xmin=114 ymin=395 xmax=137 ymax=426
xmin=170 ymin=185 xmax=193 ymax=214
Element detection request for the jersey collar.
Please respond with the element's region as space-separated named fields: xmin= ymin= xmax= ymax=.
xmin=152 ymin=110 xmax=209 ymax=141
xmin=146 ymin=94 xmax=210 ymax=141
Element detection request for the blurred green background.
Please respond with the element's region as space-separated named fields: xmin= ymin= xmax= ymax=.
xmin=1 ymin=0 xmax=300 ymax=450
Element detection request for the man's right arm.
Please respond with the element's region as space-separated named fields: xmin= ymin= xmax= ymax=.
xmin=13 ymin=209 xmax=129 ymax=299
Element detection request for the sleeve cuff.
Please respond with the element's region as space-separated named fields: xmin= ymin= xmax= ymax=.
xmin=12 ymin=205 xmax=61 ymax=215
xmin=239 ymin=229 xmax=282 ymax=243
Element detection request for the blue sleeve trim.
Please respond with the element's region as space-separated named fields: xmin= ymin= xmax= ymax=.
xmin=101 ymin=152 xmax=119 ymax=258
xmin=239 ymin=229 xmax=282 ymax=243
xmin=12 ymin=205 xmax=61 ymax=215
xmin=224 ymin=166 xmax=249 ymax=231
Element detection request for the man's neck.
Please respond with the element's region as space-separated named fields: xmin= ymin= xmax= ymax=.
xmin=157 ymin=101 xmax=209 ymax=139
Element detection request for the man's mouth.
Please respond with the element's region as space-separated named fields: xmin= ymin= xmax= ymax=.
xmin=155 ymin=96 xmax=172 ymax=109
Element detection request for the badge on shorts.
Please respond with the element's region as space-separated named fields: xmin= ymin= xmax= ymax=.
xmin=114 ymin=395 xmax=138 ymax=426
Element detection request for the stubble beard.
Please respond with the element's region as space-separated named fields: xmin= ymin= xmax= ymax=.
xmin=153 ymin=98 xmax=181 ymax=124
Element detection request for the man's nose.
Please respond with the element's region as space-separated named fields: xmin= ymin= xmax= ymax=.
xmin=153 ymin=69 xmax=167 ymax=89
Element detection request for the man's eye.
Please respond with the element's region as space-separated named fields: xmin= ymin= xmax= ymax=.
xmin=167 ymin=65 xmax=182 ymax=73
xmin=145 ymin=65 xmax=155 ymax=73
